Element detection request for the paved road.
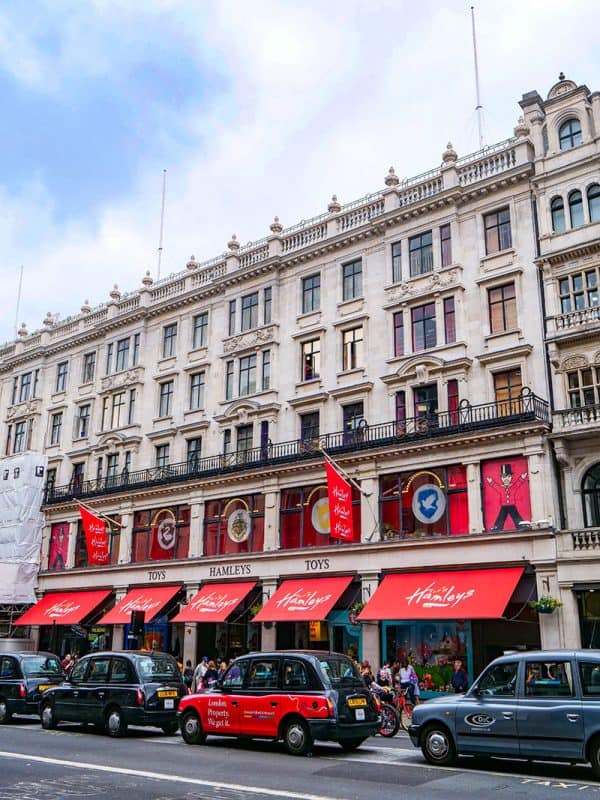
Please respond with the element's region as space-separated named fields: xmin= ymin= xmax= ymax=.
xmin=0 ymin=718 xmax=598 ymax=799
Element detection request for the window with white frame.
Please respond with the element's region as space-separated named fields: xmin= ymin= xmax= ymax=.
xmin=342 ymin=327 xmax=363 ymax=371
xmin=76 ymin=403 xmax=91 ymax=439
xmin=162 ymin=323 xmax=178 ymax=358
xmin=559 ymin=118 xmax=582 ymax=150
xmin=241 ymin=292 xmax=259 ymax=331
xmin=567 ymin=367 xmax=600 ymax=409
xmin=239 ymin=354 xmax=257 ymax=396
xmin=155 ymin=444 xmax=170 ymax=468
xmin=484 ymin=208 xmax=512 ymax=254
xmin=192 ymin=312 xmax=208 ymax=349
xmin=589 ymin=184 xmax=600 ymax=223
xmin=302 ymin=274 xmax=320 ymax=313
xmin=551 ymin=196 xmax=566 ymax=233
xmin=569 ymin=190 xmax=584 ymax=228
xmin=189 ymin=371 xmax=205 ymax=410
xmin=82 ymin=352 xmax=96 ymax=383
xmin=55 ymin=362 xmax=68 ymax=393
xmin=302 ymin=339 xmax=320 ymax=381
xmin=559 ymin=270 xmax=599 ymax=313
xmin=409 ymin=231 xmax=433 ymax=276
xmin=158 ymin=380 xmax=174 ymax=417
xmin=342 ymin=259 xmax=362 ymax=301
xmin=50 ymin=412 xmax=63 ymax=445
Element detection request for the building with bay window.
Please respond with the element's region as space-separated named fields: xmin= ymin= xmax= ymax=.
xmin=2 ymin=74 xmax=599 ymax=693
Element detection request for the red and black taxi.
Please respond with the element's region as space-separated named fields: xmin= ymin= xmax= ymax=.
xmin=0 ymin=651 xmax=64 ymax=723
xmin=178 ymin=650 xmax=381 ymax=755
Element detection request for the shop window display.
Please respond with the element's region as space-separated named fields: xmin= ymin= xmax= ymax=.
xmin=131 ymin=506 xmax=190 ymax=562
xmin=204 ymin=494 xmax=264 ymax=556
xmin=280 ymin=484 xmax=361 ymax=549
xmin=48 ymin=522 xmax=70 ymax=571
xmin=481 ymin=455 xmax=531 ymax=532
xmin=379 ymin=466 xmax=468 ymax=540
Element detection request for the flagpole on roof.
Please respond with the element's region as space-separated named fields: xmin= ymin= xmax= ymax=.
xmin=75 ymin=498 xmax=123 ymax=529
xmin=321 ymin=449 xmax=371 ymax=498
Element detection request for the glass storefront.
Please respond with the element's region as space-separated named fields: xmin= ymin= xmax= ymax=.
xmin=577 ymin=589 xmax=600 ymax=648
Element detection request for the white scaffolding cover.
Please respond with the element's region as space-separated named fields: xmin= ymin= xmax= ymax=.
xmin=0 ymin=454 xmax=47 ymax=603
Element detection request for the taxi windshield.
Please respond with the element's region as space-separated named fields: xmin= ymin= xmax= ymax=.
xmin=137 ymin=655 xmax=179 ymax=682
xmin=318 ymin=656 xmax=363 ymax=688
xmin=22 ymin=656 xmax=63 ymax=678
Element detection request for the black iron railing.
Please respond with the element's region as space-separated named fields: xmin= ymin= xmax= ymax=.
xmin=44 ymin=390 xmax=550 ymax=505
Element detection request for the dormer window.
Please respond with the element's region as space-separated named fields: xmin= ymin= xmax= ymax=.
xmin=559 ymin=118 xmax=582 ymax=150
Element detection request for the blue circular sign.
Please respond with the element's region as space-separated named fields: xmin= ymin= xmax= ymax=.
xmin=412 ymin=483 xmax=446 ymax=524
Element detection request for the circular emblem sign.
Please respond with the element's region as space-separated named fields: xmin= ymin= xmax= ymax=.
xmin=311 ymin=497 xmax=330 ymax=534
xmin=156 ymin=518 xmax=176 ymax=550
xmin=412 ymin=483 xmax=446 ymax=524
xmin=227 ymin=508 xmax=251 ymax=542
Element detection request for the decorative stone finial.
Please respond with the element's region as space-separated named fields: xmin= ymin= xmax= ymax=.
xmin=558 ymin=71 xmax=566 ymax=81
xmin=109 ymin=284 xmax=121 ymax=302
xmin=514 ymin=115 xmax=530 ymax=138
xmin=328 ymin=194 xmax=341 ymax=213
xmin=142 ymin=270 xmax=154 ymax=287
xmin=186 ymin=254 xmax=198 ymax=270
xmin=43 ymin=312 xmax=54 ymax=327
xmin=442 ymin=142 xmax=458 ymax=164
xmin=80 ymin=299 xmax=91 ymax=314
xmin=384 ymin=167 xmax=399 ymax=187
xmin=270 ymin=216 xmax=283 ymax=234
xmin=18 ymin=322 xmax=28 ymax=338
xmin=228 ymin=233 xmax=240 ymax=251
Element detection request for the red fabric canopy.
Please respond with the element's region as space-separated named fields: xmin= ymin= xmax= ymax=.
xmin=253 ymin=576 xmax=353 ymax=622
xmin=172 ymin=582 xmax=256 ymax=623
xmin=359 ymin=567 xmax=524 ymax=621
xmin=16 ymin=590 xmax=111 ymax=626
xmin=97 ymin=585 xmax=181 ymax=625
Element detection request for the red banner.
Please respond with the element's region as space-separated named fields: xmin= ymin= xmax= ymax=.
xmin=79 ymin=505 xmax=110 ymax=566
xmin=325 ymin=459 xmax=356 ymax=541
xmin=149 ymin=509 xmax=177 ymax=560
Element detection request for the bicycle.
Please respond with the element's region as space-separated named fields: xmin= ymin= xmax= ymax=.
xmin=393 ymin=685 xmax=415 ymax=732
xmin=369 ymin=683 xmax=400 ymax=738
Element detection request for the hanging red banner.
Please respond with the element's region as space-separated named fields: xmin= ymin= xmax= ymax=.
xmin=325 ymin=459 xmax=355 ymax=542
xmin=78 ymin=505 xmax=110 ymax=566
xmin=149 ymin=508 xmax=177 ymax=561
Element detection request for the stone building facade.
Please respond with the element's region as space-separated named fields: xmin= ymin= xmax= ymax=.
xmin=1 ymin=74 xmax=598 ymax=687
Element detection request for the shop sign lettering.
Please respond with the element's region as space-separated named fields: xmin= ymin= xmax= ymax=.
xmin=304 ymin=558 xmax=330 ymax=571
xmin=44 ymin=600 xmax=81 ymax=619
xmin=209 ymin=564 xmax=251 ymax=578
xmin=189 ymin=591 xmax=240 ymax=614
xmin=405 ymin=581 xmax=475 ymax=609
xmin=275 ymin=589 xmax=332 ymax=612
xmin=121 ymin=595 xmax=162 ymax=614
xmin=147 ymin=569 xmax=166 ymax=582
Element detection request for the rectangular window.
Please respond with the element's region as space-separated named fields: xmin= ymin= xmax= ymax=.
xmin=239 ymin=354 xmax=257 ymax=396
xmin=412 ymin=302 xmax=436 ymax=351
xmin=50 ymin=412 xmax=63 ymax=445
xmin=395 ymin=391 xmax=406 ymax=432
xmin=262 ymin=350 xmax=271 ymax=391
xmin=82 ymin=352 xmax=96 ymax=384
xmin=56 ymin=362 xmax=68 ymax=392
xmin=162 ymin=323 xmax=178 ymax=358
xmin=189 ymin=371 xmax=205 ymax=410
xmin=192 ymin=312 xmax=208 ymax=349
xmin=302 ymin=339 xmax=321 ymax=381
xmin=110 ymin=392 xmax=126 ymax=429
xmin=559 ymin=270 xmax=599 ymax=314
xmin=106 ymin=454 xmax=119 ymax=484
xmin=300 ymin=411 xmax=319 ymax=443
xmin=447 ymin=378 xmax=459 ymax=424
xmin=342 ymin=326 xmax=364 ymax=370
xmin=46 ymin=468 xmax=57 ymax=495
xmin=237 ymin=424 xmax=253 ymax=455
xmin=484 ymin=207 xmax=512 ymax=254
xmin=225 ymin=361 xmax=234 ymax=400
xmin=391 ymin=241 xmax=402 ymax=283
xmin=302 ymin=274 xmax=321 ymax=313
xmin=567 ymin=367 xmax=600 ymax=408
xmin=13 ymin=421 xmax=26 ymax=454
xmin=105 ymin=343 xmax=113 ymax=375
xmin=10 ymin=378 xmax=17 ymax=406
xmin=409 ymin=231 xmax=433 ymax=276
xmin=342 ymin=259 xmax=363 ymax=301
xmin=115 ymin=338 xmax=129 ymax=372
xmin=393 ymin=311 xmax=404 ymax=357
xmin=263 ymin=287 xmax=272 ymax=324
xmin=440 ymin=223 xmax=452 ymax=267
xmin=19 ymin=373 xmax=32 ymax=403
xmin=494 ymin=368 xmax=523 ymax=415
xmin=223 ymin=429 xmax=232 ymax=456
xmin=132 ymin=333 xmax=141 ymax=366
xmin=77 ymin=404 xmax=91 ymax=438
xmin=241 ymin=292 xmax=259 ymax=331
xmin=228 ymin=300 xmax=236 ymax=336
xmin=489 ymin=282 xmax=517 ymax=333
xmin=343 ymin=401 xmax=364 ymax=434
xmin=187 ymin=437 xmax=202 ymax=469
xmin=444 ymin=297 xmax=456 ymax=343
xmin=128 ymin=389 xmax=136 ymax=425
xmin=96 ymin=458 xmax=103 ymax=481
xmin=158 ymin=381 xmax=174 ymax=417
xmin=155 ymin=444 xmax=170 ymax=468
xmin=5 ymin=425 xmax=11 ymax=456
xmin=32 ymin=369 xmax=40 ymax=398
xmin=72 ymin=462 xmax=84 ymax=494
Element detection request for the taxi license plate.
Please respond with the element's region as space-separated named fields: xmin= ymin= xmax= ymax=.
xmin=355 ymin=708 xmax=365 ymax=721
xmin=347 ymin=697 xmax=367 ymax=708
xmin=158 ymin=690 xmax=178 ymax=698
xmin=37 ymin=684 xmax=52 ymax=693
xmin=164 ymin=699 xmax=174 ymax=709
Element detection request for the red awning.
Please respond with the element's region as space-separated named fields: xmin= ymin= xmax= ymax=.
xmin=15 ymin=590 xmax=112 ymax=626
xmin=359 ymin=567 xmax=524 ymax=621
xmin=253 ymin=576 xmax=353 ymax=622
xmin=97 ymin=585 xmax=182 ymax=625
xmin=172 ymin=582 xmax=256 ymax=623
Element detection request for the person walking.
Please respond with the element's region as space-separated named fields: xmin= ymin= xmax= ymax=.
xmin=192 ymin=656 xmax=209 ymax=693
xmin=183 ymin=659 xmax=194 ymax=692
xmin=398 ymin=659 xmax=418 ymax=705
xmin=451 ymin=659 xmax=469 ymax=693
xmin=203 ymin=660 xmax=219 ymax=689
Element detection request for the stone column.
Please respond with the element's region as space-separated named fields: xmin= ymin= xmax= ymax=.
xmin=65 ymin=519 xmax=77 ymax=568
xmin=558 ymin=586 xmax=581 ymax=649
xmin=188 ymin=502 xmax=204 ymax=558
xmin=536 ymin=571 xmax=561 ymax=649
xmin=40 ymin=524 xmax=51 ymax=572
xmin=359 ymin=477 xmax=378 ymax=543
xmin=360 ymin=571 xmax=381 ymax=665
xmin=259 ymin=577 xmax=279 ymax=651
xmin=182 ymin=583 xmax=201 ymax=665
xmin=526 ymin=451 xmax=546 ymax=524
xmin=263 ymin=490 xmax=279 ymax=551
xmin=465 ymin=461 xmax=483 ymax=533
xmin=118 ymin=511 xmax=133 ymax=565
xmin=111 ymin=588 xmax=129 ymax=650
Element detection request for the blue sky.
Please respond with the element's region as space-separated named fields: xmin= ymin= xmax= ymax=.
xmin=0 ymin=0 xmax=598 ymax=342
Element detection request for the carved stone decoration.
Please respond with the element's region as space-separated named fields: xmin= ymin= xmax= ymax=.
xmin=142 ymin=270 xmax=154 ymax=287
xmin=17 ymin=322 xmax=28 ymax=338
xmin=384 ymin=167 xmax=400 ymax=187
xmin=228 ymin=234 xmax=240 ymax=251
xmin=561 ymin=355 xmax=588 ymax=371
xmin=110 ymin=284 xmax=121 ymax=302
xmin=43 ymin=312 xmax=55 ymax=327
xmin=548 ymin=342 xmax=560 ymax=368
xmin=328 ymin=195 xmax=341 ymax=213
xmin=80 ymin=299 xmax=91 ymax=314
xmin=224 ymin=336 xmax=243 ymax=354
xmin=186 ymin=255 xmax=198 ymax=270
xmin=224 ymin=327 xmax=274 ymax=354
xmin=593 ymin=350 xmax=600 ymax=365
xmin=442 ymin=142 xmax=458 ymax=164
xmin=101 ymin=377 xmax=114 ymax=391
xmin=415 ymin=364 xmax=429 ymax=384
xmin=547 ymin=74 xmax=577 ymax=100
xmin=270 ymin=216 xmax=283 ymax=234
xmin=514 ymin=116 xmax=530 ymax=138
xmin=388 ymin=282 xmax=414 ymax=303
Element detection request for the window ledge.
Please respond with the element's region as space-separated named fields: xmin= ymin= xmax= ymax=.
xmin=336 ymin=297 xmax=365 ymax=316
xmin=295 ymin=378 xmax=322 ymax=390
xmin=483 ymin=328 xmax=524 ymax=346
xmin=480 ymin=248 xmax=515 ymax=268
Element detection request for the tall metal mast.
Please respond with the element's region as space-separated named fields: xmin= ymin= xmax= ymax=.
xmin=157 ymin=168 xmax=167 ymax=280
xmin=14 ymin=265 xmax=24 ymax=339
xmin=470 ymin=6 xmax=485 ymax=149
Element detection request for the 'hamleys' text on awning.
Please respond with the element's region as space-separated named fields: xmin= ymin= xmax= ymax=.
xmin=253 ymin=576 xmax=353 ymax=623
xmin=97 ymin=585 xmax=182 ymax=625
xmin=358 ymin=567 xmax=524 ymax=621
xmin=15 ymin=589 xmax=112 ymax=626
xmin=172 ymin=581 xmax=256 ymax=623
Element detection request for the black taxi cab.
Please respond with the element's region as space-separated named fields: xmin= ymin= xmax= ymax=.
xmin=0 ymin=651 xmax=63 ymax=723
xmin=178 ymin=650 xmax=381 ymax=755
xmin=40 ymin=650 xmax=186 ymax=736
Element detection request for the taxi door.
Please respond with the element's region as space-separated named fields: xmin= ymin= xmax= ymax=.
xmin=237 ymin=657 xmax=283 ymax=738
xmin=202 ymin=659 xmax=249 ymax=736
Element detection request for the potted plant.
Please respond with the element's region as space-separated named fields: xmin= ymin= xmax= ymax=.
xmin=349 ymin=601 xmax=365 ymax=626
xmin=529 ymin=595 xmax=562 ymax=614
xmin=249 ymin=601 xmax=263 ymax=618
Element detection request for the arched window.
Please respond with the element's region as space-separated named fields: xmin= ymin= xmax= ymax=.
xmin=550 ymin=196 xmax=565 ymax=232
xmin=582 ymin=463 xmax=600 ymax=528
xmin=569 ymin=190 xmax=584 ymax=228
xmin=588 ymin=184 xmax=600 ymax=223
xmin=559 ymin=118 xmax=582 ymax=150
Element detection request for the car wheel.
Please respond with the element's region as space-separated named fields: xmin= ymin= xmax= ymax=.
xmin=378 ymin=703 xmax=400 ymax=737
xmin=421 ymin=724 xmax=457 ymax=767
xmin=180 ymin=710 xmax=206 ymax=745
xmin=339 ymin=737 xmax=366 ymax=752
xmin=0 ymin=698 xmax=12 ymax=724
xmin=40 ymin=702 xmax=57 ymax=730
xmin=161 ymin=721 xmax=179 ymax=736
xmin=105 ymin=707 xmax=128 ymax=738
xmin=589 ymin=736 xmax=600 ymax=779
xmin=283 ymin=718 xmax=313 ymax=756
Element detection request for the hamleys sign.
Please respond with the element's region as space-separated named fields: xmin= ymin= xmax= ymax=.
xmin=44 ymin=600 xmax=81 ymax=619
xmin=189 ymin=592 xmax=240 ymax=614
xmin=405 ymin=582 xmax=476 ymax=609
xmin=275 ymin=589 xmax=333 ymax=613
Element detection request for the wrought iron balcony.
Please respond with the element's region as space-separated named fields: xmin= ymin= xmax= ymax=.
xmin=44 ymin=391 xmax=550 ymax=505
